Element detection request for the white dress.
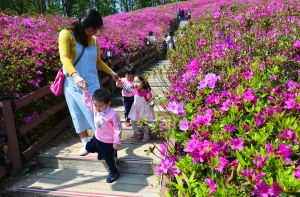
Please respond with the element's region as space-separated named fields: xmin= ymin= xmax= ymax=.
xmin=128 ymin=93 xmax=155 ymax=122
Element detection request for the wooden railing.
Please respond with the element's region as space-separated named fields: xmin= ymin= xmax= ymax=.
xmin=0 ymin=46 xmax=156 ymax=179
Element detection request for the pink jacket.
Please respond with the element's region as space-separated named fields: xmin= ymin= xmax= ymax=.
xmin=83 ymin=90 xmax=122 ymax=144
xmin=116 ymin=78 xmax=134 ymax=97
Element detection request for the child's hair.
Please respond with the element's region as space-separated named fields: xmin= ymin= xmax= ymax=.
xmin=136 ymin=74 xmax=151 ymax=91
xmin=92 ymin=88 xmax=111 ymax=104
xmin=124 ymin=66 xmax=136 ymax=75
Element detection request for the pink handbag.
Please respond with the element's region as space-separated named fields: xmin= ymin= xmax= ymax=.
xmin=50 ymin=46 xmax=86 ymax=96
xmin=50 ymin=68 xmax=65 ymax=96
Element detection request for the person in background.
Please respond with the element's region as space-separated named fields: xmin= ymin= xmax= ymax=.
xmin=116 ymin=66 xmax=136 ymax=127
xmin=82 ymin=87 xmax=122 ymax=183
xmin=163 ymin=32 xmax=174 ymax=50
xmin=58 ymin=8 xmax=119 ymax=156
xmin=148 ymin=31 xmax=157 ymax=43
xmin=186 ymin=9 xmax=192 ymax=20
xmin=119 ymin=74 xmax=155 ymax=143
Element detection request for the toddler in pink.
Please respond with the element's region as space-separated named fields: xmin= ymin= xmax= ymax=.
xmin=82 ymin=87 xmax=122 ymax=183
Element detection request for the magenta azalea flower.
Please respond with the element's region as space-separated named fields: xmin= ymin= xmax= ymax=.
xmin=242 ymin=71 xmax=253 ymax=79
xmin=230 ymin=138 xmax=244 ymax=151
xmin=187 ymin=59 xmax=200 ymax=74
xmin=252 ymin=182 xmax=273 ymax=197
xmin=216 ymin=156 xmax=228 ymax=172
xmin=271 ymin=182 xmax=283 ymax=197
xmin=284 ymin=98 xmax=296 ymax=109
xmin=198 ymin=73 xmax=219 ymax=89
xmin=275 ymin=144 xmax=293 ymax=164
xmin=255 ymin=114 xmax=266 ymax=127
xmin=295 ymin=168 xmax=300 ymax=179
xmin=198 ymin=39 xmax=206 ymax=46
xmin=159 ymin=142 xmax=167 ymax=157
xmin=242 ymin=88 xmax=256 ymax=101
xmin=223 ymin=124 xmax=236 ymax=132
xmin=179 ymin=118 xmax=189 ymax=131
xmin=277 ymin=129 xmax=297 ymax=143
xmin=204 ymin=178 xmax=217 ymax=195
xmin=293 ymin=40 xmax=300 ymax=48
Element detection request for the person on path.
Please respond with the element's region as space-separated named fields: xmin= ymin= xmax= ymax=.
xmin=186 ymin=9 xmax=192 ymax=20
xmin=119 ymin=74 xmax=155 ymax=143
xmin=82 ymin=87 xmax=122 ymax=183
xmin=58 ymin=8 xmax=119 ymax=156
xmin=148 ymin=31 xmax=157 ymax=43
xmin=116 ymin=66 xmax=136 ymax=127
xmin=163 ymin=32 xmax=174 ymax=50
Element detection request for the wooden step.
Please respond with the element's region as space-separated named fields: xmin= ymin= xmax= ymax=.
xmin=6 ymin=168 xmax=160 ymax=197
xmin=38 ymin=138 xmax=163 ymax=175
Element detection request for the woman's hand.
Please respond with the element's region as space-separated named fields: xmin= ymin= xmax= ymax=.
xmin=72 ymin=73 xmax=88 ymax=88
xmin=110 ymin=71 xmax=120 ymax=82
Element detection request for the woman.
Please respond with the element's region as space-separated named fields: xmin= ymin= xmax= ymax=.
xmin=59 ymin=8 xmax=119 ymax=156
xmin=163 ymin=32 xmax=173 ymax=50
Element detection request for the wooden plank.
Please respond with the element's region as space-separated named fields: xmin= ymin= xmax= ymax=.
xmin=142 ymin=56 xmax=148 ymax=61
xmin=18 ymin=100 xmax=67 ymax=136
xmin=100 ymin=75 xmax=110 ymax=84
xmin=22 ymin=116 xmax=72 ymax=161
xmin=0 ymin=165 xmax=8 ymax=179
xmin=14 ymin=85 xmax=51 ymax=110
xmin=149 ymin=51 xmax=156 ymax=58
xmin=129 ymin=59 xmax=140 ymax=67
xmin=111 ymin=56 xmax=127 ymax=67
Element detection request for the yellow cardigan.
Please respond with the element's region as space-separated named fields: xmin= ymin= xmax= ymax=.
xmin=58 ymin=29 xmax=111 ymax=76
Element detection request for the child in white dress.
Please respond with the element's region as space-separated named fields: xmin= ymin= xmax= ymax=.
xmin=120 ymin=74 xmax=155 ymax=143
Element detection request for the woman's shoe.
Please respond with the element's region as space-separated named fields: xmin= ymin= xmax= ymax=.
xmin=131 ymin=132 xmax=140 ymax=138
xmin=142 ymin=137 xmax=150 ymax=143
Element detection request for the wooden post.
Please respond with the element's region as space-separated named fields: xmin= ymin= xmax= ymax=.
xmin=0 ymin=96 xmax=22 ymax=175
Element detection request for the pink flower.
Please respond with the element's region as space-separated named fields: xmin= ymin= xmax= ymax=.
xmin=216 ymin=156 xmax=228 ymax=172
xmin=252 ymin=182 xmax=273 ymax=197
xmin=242 ymin=71 xmax=253 ymax=79
xmin=187 ymin=59 xmax=200 ymax=74
xmin=204 ymin=178 xmax=217 ymax=195
xmin=275 ymin=144 xmax=293 ymax=164
xmin=159 ymin=142 xmax=167 ymax=157
xmin=230 ymin=138 xmax=244 ymax=151
xmin=284 ymin=98 xmax=296 ymax=109
xmin=179 ymin=118 xmax=189 ymax=131
xmin=277 ymin=129 xmax=297 ymax=142
xmin=223 ymin=124 xmax=236 ymax=132
xmin=198 ymin=39 xmax=206 ymax=46
xmin=242 ymin=89 xmax=256 ymax=101
xmin=270 ymin=75 xmax=277 ymax=81
xmin=270 ymin=182 xmax=283 ymax=197
xmin=255 ymin=114 xmax=266 ymax=127
xmin=293 ymin=40 xmax=300 ymax=48
xmin=295 ymin=168 xmax=300 ymax=180
xmin=265 ymin=142 xmax=274 ymax=155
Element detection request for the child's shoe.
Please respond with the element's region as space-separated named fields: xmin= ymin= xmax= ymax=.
xmin=125 ymin=120 xmax=131 ymax=127
xmin=142 ymin=136 xmax=150 ymax=143
xmin=106 ymin=172 xmax=120 ymax=183
xmin=131 ymin=132 xmax=140 ymax=138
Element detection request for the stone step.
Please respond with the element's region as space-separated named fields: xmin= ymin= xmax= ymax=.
xmin=38 ymin=138 xmax=163 ymax=175
xmin=87 ymin=121 xmax=162 ymax=140
xmin=6 ymin=168 xmax=160 ymax=197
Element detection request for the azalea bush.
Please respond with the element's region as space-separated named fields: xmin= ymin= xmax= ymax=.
xmin=153 ymin=0 xmax=300 ymax=196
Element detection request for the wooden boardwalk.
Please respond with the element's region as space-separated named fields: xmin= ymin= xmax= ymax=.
xmin=6 ymin=60 xmax=171 ymax=197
